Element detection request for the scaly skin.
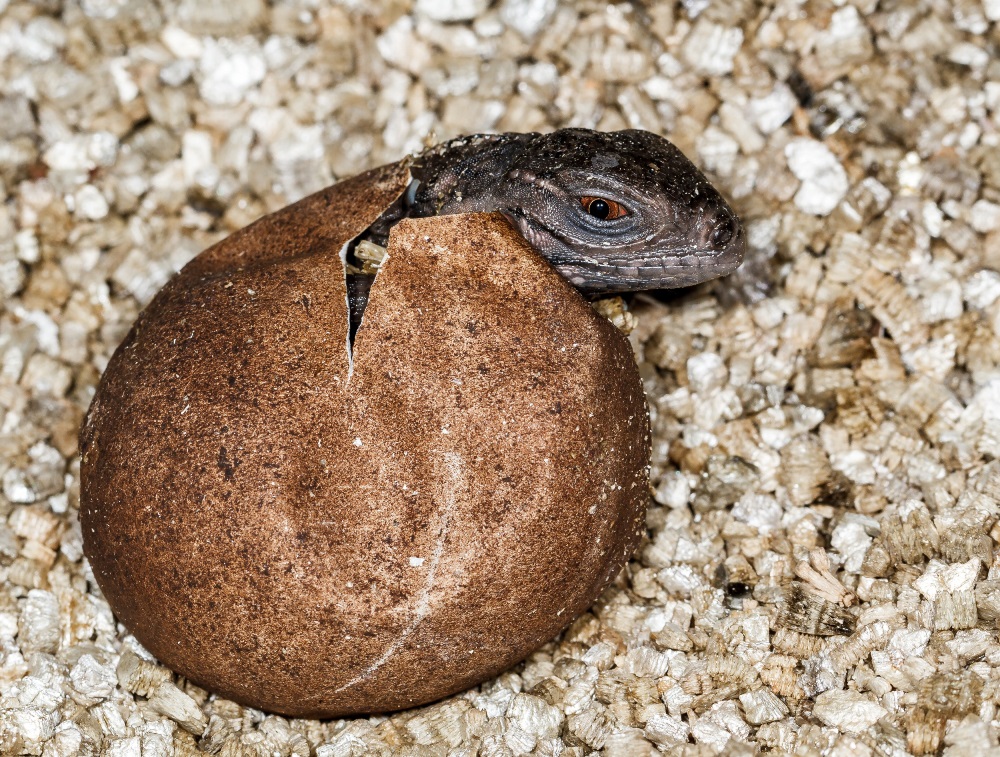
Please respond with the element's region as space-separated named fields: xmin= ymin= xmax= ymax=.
xmin=348 ymin=128 xmax=746 ymax=336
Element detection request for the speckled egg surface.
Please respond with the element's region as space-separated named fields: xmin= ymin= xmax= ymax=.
xmin=79 ymin=160 xmax=651 ymax=718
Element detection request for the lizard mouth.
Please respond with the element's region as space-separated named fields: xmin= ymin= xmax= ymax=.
xmin=501 ymin=210 xmax=746 ymax=295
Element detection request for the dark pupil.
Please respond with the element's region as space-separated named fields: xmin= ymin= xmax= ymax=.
xmin=588 ymin=199 xmax=611 ymax=219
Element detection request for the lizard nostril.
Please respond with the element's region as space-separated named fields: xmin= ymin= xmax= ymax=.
xmin=709 ymin=213 xmax=735 ymax=249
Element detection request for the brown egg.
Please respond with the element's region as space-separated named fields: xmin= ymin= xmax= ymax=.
xmin=79 ymin=159 xmax=650 ymax=718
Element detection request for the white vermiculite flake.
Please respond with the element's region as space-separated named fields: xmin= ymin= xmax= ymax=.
xmin=812 ymin=689 xmax=888 ymax=734
xmin=785 ymin=138 xmax=850 ymax=216
xmin=69 ymin=654 xmax=118 ymax=702
xmin=147 ymin=682 xmax=209 ymax=735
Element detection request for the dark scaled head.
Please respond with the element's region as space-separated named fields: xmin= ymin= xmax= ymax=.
xmin=497 ymin=129 xmax=746 ymax=294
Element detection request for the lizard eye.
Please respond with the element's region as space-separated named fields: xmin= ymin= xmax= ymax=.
xmin=581 ymin=197 xmax=627 ymax=220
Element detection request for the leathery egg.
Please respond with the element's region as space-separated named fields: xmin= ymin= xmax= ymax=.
xmin=80 ymin=159 xmax=650 ymax=717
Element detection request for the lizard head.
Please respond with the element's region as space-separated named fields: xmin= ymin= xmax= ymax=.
xmin=498 ymin=129 xmax=746 ymax=294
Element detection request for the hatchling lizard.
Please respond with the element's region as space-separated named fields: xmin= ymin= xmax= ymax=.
xmin=346 ymin=128 xmax=746 ymax=335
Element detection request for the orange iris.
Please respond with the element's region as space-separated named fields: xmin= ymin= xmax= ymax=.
xmin=580 ymin=196 xmax=628 ymax=220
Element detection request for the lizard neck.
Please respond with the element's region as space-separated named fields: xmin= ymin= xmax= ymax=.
xmin=408 ymin=132 xmax=535 ymax=216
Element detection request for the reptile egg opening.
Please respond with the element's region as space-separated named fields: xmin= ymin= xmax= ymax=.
xmin=79 ymin=159 xmax=651 ymax=718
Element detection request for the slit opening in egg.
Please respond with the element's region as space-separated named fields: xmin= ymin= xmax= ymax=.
xmin=338 ymin=238 xmax=355 ymax=377
xmin=341 ymin=179 xmax=418 ymax=364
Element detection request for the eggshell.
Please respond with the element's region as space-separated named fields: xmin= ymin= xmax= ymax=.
xmin=80 ymin=160 xmax=651 ymax=718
